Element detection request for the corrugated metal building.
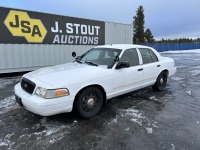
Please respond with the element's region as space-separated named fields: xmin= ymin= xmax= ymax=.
xmin=0 ymin=7 xmax=133 ymax=73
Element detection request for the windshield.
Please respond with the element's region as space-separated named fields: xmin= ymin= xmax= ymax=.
xmin=79 ymin=48 xmax=122 ymax=68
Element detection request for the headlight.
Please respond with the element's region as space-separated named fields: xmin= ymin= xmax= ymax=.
xmin=35 ymin=87 xmax=47 ymax=98
xmin=35 ymin=87 xmax=69 ymax=99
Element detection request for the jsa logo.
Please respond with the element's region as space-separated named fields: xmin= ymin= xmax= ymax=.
xmin=4 ymin=10 xmax=47 ymax=43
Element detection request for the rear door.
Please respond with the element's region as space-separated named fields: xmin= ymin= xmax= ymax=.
xmin=138 ymin=48 xmax=160 ymax=87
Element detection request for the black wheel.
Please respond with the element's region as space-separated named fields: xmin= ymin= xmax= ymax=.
xmin=76 ymin=87 xmax=103 ymax=118
xmin=152 ymin=71 xmax=168 ymax=91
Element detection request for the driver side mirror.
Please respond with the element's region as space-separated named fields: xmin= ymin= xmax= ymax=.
xmin=116 ymin=61 xmax=130 ymax=69
xmin=72 ymin=52 xmax=76 ymax=57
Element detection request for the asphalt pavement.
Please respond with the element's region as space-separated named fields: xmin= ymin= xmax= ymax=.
xmin=0 ymin=51 xmax=200 ymax=150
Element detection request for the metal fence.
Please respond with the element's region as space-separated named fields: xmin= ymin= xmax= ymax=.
xmin=144 ymin=43 xmax=200 ymax=52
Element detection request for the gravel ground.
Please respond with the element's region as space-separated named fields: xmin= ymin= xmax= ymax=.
xmin=0 ymin=51 xmax=200 ymax=150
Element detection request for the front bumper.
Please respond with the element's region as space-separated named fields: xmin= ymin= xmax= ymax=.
xmin=14 ymin=83 xmax=74 ymax=116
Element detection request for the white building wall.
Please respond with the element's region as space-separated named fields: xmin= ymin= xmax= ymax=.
xmin=0 ymin=23 xmax=133 ymax=73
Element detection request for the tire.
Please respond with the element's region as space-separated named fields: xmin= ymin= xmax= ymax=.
xmin=152 ymin=71 xmax=168 ymax=91
xmin=76 ymin=87 xmax=103 ymax=118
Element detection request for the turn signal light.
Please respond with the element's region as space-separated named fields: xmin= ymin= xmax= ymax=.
xmin=55 ymin=89 xmax=68 ymax=97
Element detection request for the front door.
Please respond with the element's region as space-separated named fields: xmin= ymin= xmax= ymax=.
xmin=113 ymin=48 xmax=143 ymax=96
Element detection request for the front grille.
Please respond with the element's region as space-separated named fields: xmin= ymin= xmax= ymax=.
xmin=21 ymin=78 xmax=36 ymax=94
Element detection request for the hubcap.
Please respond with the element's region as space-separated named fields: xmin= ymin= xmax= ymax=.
xmin=82 ymin=93 xmax=98 ymax=112
xmin=160 ymin=77 xmax=164 ymax=85
xmin=87 ymin=98 xmax=95 ymax=107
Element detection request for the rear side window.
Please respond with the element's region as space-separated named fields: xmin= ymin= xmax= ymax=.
xmin=149 ymin=50 xmax=158 ymax=62
xmin=139 ymin=48 xmax=158 ymax=64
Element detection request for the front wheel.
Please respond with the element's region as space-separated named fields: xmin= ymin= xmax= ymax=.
xmin=76 ymin=87 xmax=103 ymax=118
xmin=152 ymin=71 xmax=168 ymax=91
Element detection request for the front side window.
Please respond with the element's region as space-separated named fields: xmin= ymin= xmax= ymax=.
xmin=80 ymin=48 xmax=122 ymax=68
xmin=120 ymin=48 xmax=139 ymax=66
xmin=139 ymin=48 xmax=158 ymax=64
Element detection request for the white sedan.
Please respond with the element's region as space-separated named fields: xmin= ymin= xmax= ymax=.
xmin=14 ymin=44 xmax=176 ymax=118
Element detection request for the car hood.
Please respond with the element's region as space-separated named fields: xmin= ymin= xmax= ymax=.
xmin=26 ymin=62 xmax=109 ymax=86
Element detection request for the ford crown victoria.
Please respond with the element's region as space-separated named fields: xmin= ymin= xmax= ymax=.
xmin=14 ymin=44 xmax=176 ymax=118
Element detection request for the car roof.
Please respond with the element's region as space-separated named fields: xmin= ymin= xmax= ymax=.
xmin=95 ymin=44 xmax=151 ymax=50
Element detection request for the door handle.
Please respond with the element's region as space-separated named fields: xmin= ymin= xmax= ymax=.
xmin=138 ymin=68 xmax=143 ymax=71
xmin=157 ymin=65 xmax=161 ymax=67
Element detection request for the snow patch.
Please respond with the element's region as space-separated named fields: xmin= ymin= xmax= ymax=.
xmin=122 ymin=109 xmax=144 ymax=125
xmin=115 ymin=108 xmax=160 ymax=133
xmin=33 ymin=132 xmax=43 ymax=136
xmin=185 ymin=90 xmax=192 ymax=96
xmin=152 ymin=123 xmax=158 ymax=128
xmin=0 ymin=96 xmax=19 ymax=114
xmin=191 ymin=66 xmax=200 ymax=70
xmin=150 ymin=96 xmax=159 ymax=101
xmin=111 ymin=118 xmax=118 ymax=123
xmin=0 ymin=77 xmax=21 ymax=89
xmin=49 ymin=137 xmax=63 ymax=144
xmin=20 ymin=117 xmax=70 ymax=141
xmin=190 ymin=70 xmax=200 ymax=76
xmin=40 ymin=117 xmax=70 ymax=136
xmin=32 ymin=123 xmax=41 ymax=129
xmin=123 ymin=108 xmax=139 ymax=114
xmin=0 ymin=80 xmax=13 ymax=89
xmin=177 ymin=66 xmax=186 ymax=69
xmin=171 ymin=76 xmax=184 ymax=81
xmin=0 ymin=141 xmax=8 ymax=147
xmin=0 ymin=133 xmax=15 ymax=149
xmin=181 ymin=84 xmax=187 ymax=87
xmin=49 ymin=139 xmax=57 ymax=144
xmin=125 ymin=127 xmax=129 ymax=131
xmin=19 ymin=134 xmax=31 ymax=139
xmin=189 ymin=58 xmax=200 ymax=61
xmin=146 ymin=127 xmax=153 ymax=134
xmin=130 ymin=118 xmax=142 ymax=125
xmin=161 ymin=49 xmax=200 ymax=54
xmin=171 ymin=143 xmax=175 ymax=150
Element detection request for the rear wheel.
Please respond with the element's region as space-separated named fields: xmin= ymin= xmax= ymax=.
xmin=152 ymin=71 xmax=168 ymax=91
xmin=76 ymin=87 xmax=103 ymax=118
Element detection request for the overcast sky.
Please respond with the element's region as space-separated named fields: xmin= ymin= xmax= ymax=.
xmin=0 ymin=0 xmax=199 ymax=39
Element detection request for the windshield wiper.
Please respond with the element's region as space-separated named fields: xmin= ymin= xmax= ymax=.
xmin=84 ymin=61 xmax=99 ymax=66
